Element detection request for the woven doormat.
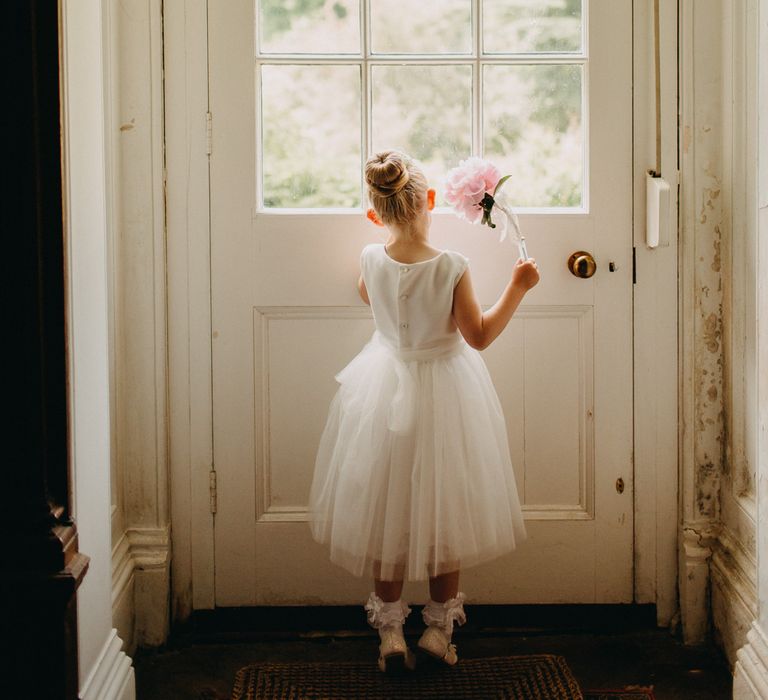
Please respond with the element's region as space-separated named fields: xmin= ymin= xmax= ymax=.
xmin=231 ymin=654 xmax=584 ymax=699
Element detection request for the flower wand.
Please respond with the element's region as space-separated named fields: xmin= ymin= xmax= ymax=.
xmin=444 ymin=158 xmax=529 ymax=261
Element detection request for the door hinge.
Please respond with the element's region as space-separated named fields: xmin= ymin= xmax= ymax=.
xmin=209 ymin=469 xmax=217 ymax=514
xmin=206 ymin=111 xmax=212 ymax=156
xmin=632 ymin=246 xmax=637 ymax=284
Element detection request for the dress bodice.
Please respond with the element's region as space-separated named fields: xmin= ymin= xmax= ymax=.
xmin=360 ymin=243 xmax=470 ymax=352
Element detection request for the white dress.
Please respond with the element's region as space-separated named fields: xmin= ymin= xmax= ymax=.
xmin=307 ymin=243 xmax=527 ymax=582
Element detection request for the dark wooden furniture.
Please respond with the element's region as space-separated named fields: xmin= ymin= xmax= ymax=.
xmin=3 ymin=2 xmax=89 ymax=698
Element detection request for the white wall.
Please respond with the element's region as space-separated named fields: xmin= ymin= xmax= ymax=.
xmin=60 ymin=0 xmax=135 ymax=697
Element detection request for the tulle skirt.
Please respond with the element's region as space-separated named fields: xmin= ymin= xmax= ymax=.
xmin=307 ymin=330 xmax=527 ymax=582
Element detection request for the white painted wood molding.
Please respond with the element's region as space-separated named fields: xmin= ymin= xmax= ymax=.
xmin=102 ymin=0 xmax=172 ymax=647
xmin=737 ymin=1 xmax=768 ymax=697
xmin=734 ymin=623 xmax=768 ymax=699
xmin=79 ymin=629 xmax=136 ymax=700
xmin=631 ymin=0 xmax=679 ymax=627
xmin=678 ymin=0 xmax=737 ymax=647
xmin=112 ymin=526 xmax=172 ymax=653
xmin=711 ymin=526 xmax=758 ymax=664
xmin=164 ymin=0 xmax=217 ymax=617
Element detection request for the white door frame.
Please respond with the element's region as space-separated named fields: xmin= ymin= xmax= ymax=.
xmin=632 ymin=0 xmax=679 ymax=626
xmin=165 ymin=0 xmax=680 ymax=623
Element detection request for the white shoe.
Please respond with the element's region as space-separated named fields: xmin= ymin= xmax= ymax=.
xmin=416 ymin=625 xmax=459 ymax=666
xmin=417 ymin=592 xmax=467 ymax=667
xmin=376 ymin=621 xmax=417 ymax=672
xmin=364 ymin=592 xmax=417 ymax=673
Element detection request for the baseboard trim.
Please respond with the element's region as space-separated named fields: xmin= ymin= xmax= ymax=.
xmin=734 ymin=622 xmax=768 ymax=699
xmin=127 ymin=525 xmax=172 ymax=569
xmin=714 ymin=527 xmax=757 ymax=601
xmin=112 ymin=532 xmax=133 ymax=608
xmin=112 ymin=525 xmax=171 ymax=651
xmin=711 ymin=526 xmax=758 ymax=666
xmin=80 ymin=628 xmax=135 ymax=700
xmin=112 ymin=526 xmax=170 ymax=602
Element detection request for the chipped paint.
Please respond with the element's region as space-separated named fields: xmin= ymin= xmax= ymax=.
xmin=702 ymin=312 xmax=722 ymax=353
xmin=693 ymin=169 xmax=725 ymax=523
xmin=695 ymin=461 xmax=721 ymax=519
xmin=680 ymin=0 xmax=763 ymax=666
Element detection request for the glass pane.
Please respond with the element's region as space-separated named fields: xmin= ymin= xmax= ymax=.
xmin=258 ymin=0 xmax=360 ymax=54
xmin=483 ymin=64 xmax=583 ymax=207
xmin=483 ymin=0 xmax=582 ymax=54
xmin=370 ymin=0 xmax=472 ymax=54
xmin=371 ymin=65 xmax=472 ymax=204
xmin=261 ymin=65 xmax=361 ymax=207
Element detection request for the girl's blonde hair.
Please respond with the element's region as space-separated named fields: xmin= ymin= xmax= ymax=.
xmin=365 ymin=150 xmax=428 ymax=230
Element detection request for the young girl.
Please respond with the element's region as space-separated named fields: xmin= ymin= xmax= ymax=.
xmin=307 ymin=150 xmax=539 ymax=673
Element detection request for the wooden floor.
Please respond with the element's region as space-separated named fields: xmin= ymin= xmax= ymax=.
xmin=133 ymin=606 xmax=732 ymax=699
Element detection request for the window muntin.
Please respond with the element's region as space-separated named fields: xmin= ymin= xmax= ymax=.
xmin=256 ymin=0 xmax=587 ymax=211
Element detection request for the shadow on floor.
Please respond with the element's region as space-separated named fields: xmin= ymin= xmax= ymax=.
xmin=134 ymin=606 xmax=731 ymax=700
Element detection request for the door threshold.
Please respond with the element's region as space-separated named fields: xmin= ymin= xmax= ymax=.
xmin=168 ymin=604 xmax=658 ymax=647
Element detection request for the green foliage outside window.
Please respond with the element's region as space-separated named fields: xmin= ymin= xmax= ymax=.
xmin=258 ymin=0 xmax=584 ymax=209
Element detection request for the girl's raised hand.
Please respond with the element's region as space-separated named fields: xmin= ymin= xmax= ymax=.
xmin=512 ymin=258 xmax=540 ymax=290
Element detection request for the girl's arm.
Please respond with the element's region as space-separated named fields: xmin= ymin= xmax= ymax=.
xmin=452 ymin=259 xmax=539 ymax=351
xmin=358 ymin=275 xmax=370 ymax=305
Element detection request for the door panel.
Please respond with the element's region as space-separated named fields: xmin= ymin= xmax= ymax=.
xmin=208 ymin=0 xmax=633 ymax=605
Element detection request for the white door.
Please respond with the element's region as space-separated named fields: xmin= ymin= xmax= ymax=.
xmin=207 ymin=0 xmax=633 ymax=605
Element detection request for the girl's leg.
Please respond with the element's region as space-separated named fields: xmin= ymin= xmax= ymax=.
xmin=375 ymin=578 xmax=404 ymax=602
xmin=428 ymin=569 xmax=460 ymax=603
xmin=373 ymin=560 xmax=405 ymax=602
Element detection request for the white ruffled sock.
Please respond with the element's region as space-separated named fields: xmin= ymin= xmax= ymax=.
xmin=364 ymin=592 xmax=412 ymax=632
xmin=421 ymin=591 xmax=467 ymax=641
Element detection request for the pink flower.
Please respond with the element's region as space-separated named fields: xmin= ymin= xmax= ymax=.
xmin=444 ymin=157 xmax=502 ymax=223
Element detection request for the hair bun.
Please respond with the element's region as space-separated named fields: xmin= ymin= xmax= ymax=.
xmin=365 ymin=151 xmax=411 ymax=198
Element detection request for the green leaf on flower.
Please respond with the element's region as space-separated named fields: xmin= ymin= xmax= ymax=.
xmin=493 ymin=174 xmax=511 ymax=196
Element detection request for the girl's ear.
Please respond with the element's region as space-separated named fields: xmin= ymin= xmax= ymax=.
xmin=427 ymin=189 xmax=436 ymax=211
xmin=366 ymin=208 xmax=384 ymax=226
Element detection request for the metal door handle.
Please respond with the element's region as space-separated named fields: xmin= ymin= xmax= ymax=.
xmin=568 ymin=251 xmax=597 ymax=279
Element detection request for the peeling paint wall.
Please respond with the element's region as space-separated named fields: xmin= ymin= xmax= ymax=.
xmin=679 ymin=0 xmax=723 ymax=645
xmin=693 ymin=170 xmax=725 ymax=523
xmin=681 ymin=0 xmax=726 ymax=533
xmin=681 ymin=0 xmax=760 ymax=668
xmin=680 ymin=0 xmax=760 ymax=661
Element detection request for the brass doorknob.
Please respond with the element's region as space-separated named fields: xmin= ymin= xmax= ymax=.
xmin=568 ymin=251 xmax=597 ymax=278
